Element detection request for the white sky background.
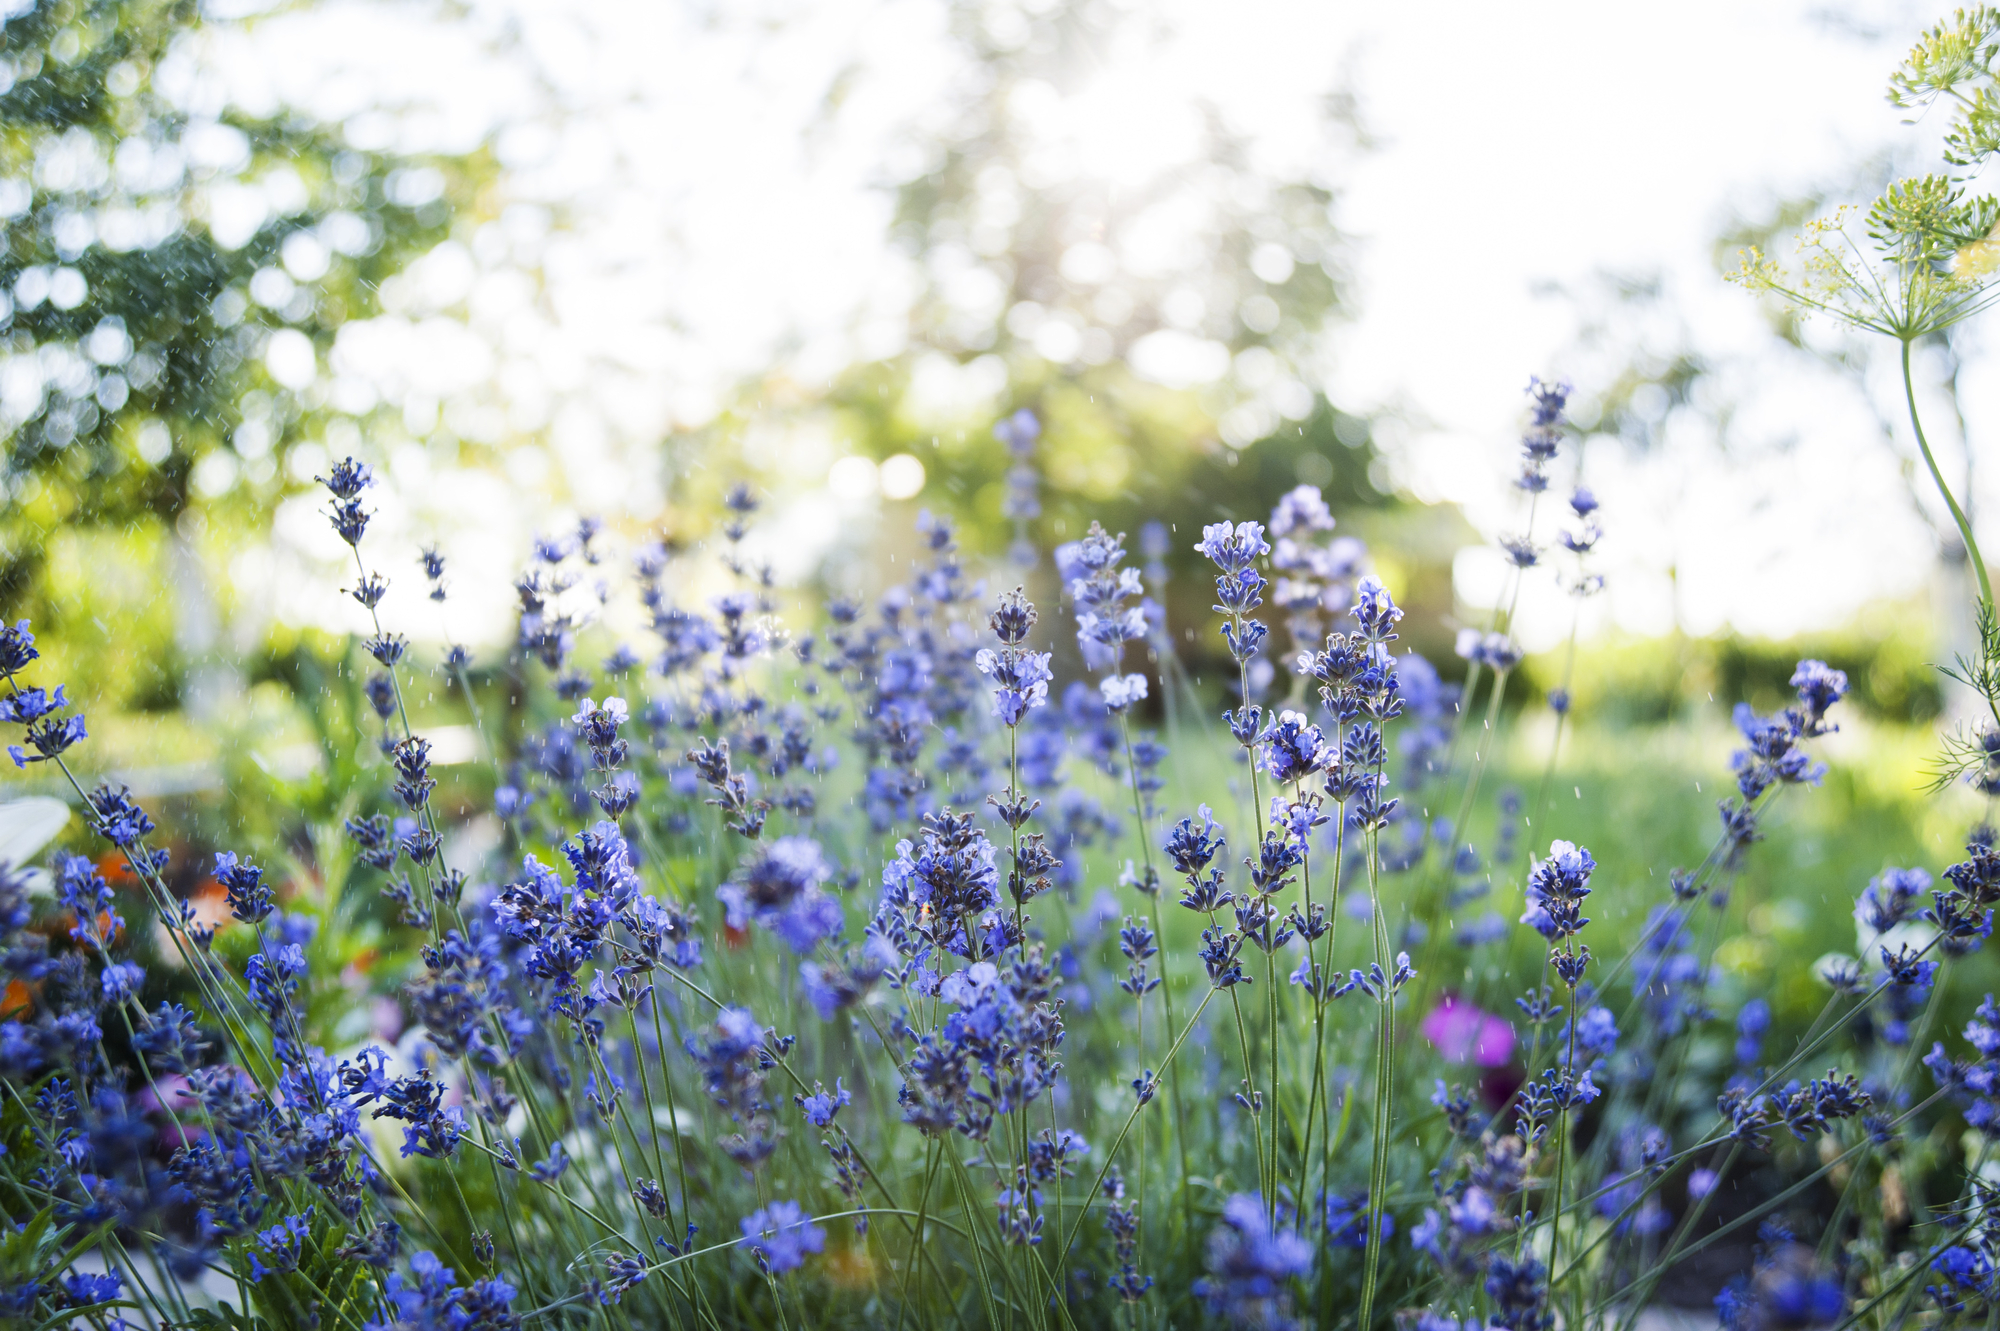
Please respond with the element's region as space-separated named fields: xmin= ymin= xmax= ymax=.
xmin=202 ymin=0 xmax=1979 ymax=650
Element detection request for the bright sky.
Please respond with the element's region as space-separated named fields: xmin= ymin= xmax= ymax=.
xmin=202 ymin=0 xmax=1982 ymax=650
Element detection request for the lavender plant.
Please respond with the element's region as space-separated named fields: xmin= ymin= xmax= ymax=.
xmin=5 ymin=61 xmax=2000 ymax=1317
xmin=0 ymin=386 xmax=1944 ymax=1331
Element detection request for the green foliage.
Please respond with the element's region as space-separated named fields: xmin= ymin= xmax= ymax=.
xmin=822 ymin=0 xmax=1380 ymax=607
xmin=1528 ymin=614 xmax=1946 ymax=729
xmin=797 ymin=357 xmax=1394 ymax=595
xmin=888 ymin=0 xmax=1351 ymax=373
xmin=0 ymin=0 xmax=486 ymax=624
xmin=0 ymin=1205 xmax=56 ymax=1303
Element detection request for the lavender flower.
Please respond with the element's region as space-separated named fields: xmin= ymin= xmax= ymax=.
xmin=1259 ymin=710 xmax=1329 ymax=785
xmin=976 ymin=592 xmax=1053 ymax=726
xmin=1521 ymin=840 xmax=1595 ymax=944
xmin=740 ymin=1200 xmax=827 ymax=1273
xmin=318 ymin=456 xmax=374 ymax=546
xmin=1517 ymin=377 xmax=1570 ymax=493
xmin=795 ymin=1079 xmax=851 ymax=1128
xmin=1860 ymin=867 xmax=1929 ymax=932
xmin=0 ymin=620 xmax=38 ymax=675
xmin=716 ymin=838 xmax=842 ymax=953
xmin=4 ymin=684 xmax=86 ymax=766
xmin=878 ymin=811 xmax=1003 ymax=959
xmin=1487 ymin=1254 xmax=1553 ymax=1331
xmin=214 ymin=851 xmax=274 ymax=925
xmin=1269 ymin=484 xmax=1368 ymax=657
xmin=371 ymin=1251 xmax=518 ymax=1331
xmin=1059 ymin=523 xmax=1152 ymax=720
xmin=1194 ymin=1194 xmax=1312 ymax=1330
xmin=1197 ymin=521 xmax=1273 ymax=581
xmin=997 ymin=408 xmax=1042 ymax=566
xmin=1455 ymin=629 xmax=1523 ymax=673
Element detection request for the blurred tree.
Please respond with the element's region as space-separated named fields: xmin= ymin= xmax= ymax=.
xmin=888 ymin=1 xmax=1348 ymax=402
xmin=883 ymin=0 xmax=1380 ymax=528
xmin=0 ymin=0 xmax=483 ymax=713
xmin=1552 ymin=159 xmax=1985 ymax=707
xmin=711 ymin=0 xmax=1454 ymax=675
xmin=1557 ymin=12 xmax=2000 ymax=711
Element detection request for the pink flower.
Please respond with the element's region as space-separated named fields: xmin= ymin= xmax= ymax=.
xmin=132 ymin=1073 xmax=189 ymax=1116
xmin=371 ymin=997 xmax=404 ymax=1043
xmin=1420 ymin=993 xmax=1515 ymax=1068
xmin=131 ymin=1074 xmax=208 ymax=1152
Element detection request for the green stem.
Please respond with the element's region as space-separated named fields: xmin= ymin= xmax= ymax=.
xmin=1310 ymin=811 xmax=1347 ymax=1324
xmin=1604 ymin=1140 xmax=1743 ymax=1331
xmin=1542 ymin=984 xmax=1580 ymax=1284
xmin=1118 ymin=710 xmax=1191 ymax=1230
xmin=893 ymin=1140 xmax=941 ymax=1331
xmin=1357 ymin=768 xmax=1391 ymax=1331
xmin=1055 ymin=987 xmax=1218 ymax=1274
xmin=1226 ymin=607 xmax=1270 ymax=1223
xmin=1904 ymin=336 xmax=1993 ymax=612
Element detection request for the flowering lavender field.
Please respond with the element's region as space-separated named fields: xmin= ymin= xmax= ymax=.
xmin=12 ymin=9 xmax=2000 ymax=1331
xmin=0 ymin=364 xmax=1982 ymax=1331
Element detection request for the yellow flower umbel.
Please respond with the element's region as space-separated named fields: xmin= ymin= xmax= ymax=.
xmin=1957 ymin=220 xmax=2000 ymax=280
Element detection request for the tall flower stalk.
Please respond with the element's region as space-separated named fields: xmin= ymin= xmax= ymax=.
xmin=1196 ymin=519 xmax=1278 ymax=1208
xmin=1061 ymin=521 xmax=1188 ymax=1249
xmin=1346 ymin=575 xmax=1412 ymax=1331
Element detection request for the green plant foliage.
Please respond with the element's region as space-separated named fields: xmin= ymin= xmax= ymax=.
xmin=0 ymin=0 xmax=488 ymax=674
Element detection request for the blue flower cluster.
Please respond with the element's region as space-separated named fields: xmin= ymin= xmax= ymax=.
xmin=1059 ymin=522 xmax=1150 ymax=713
xmin=1194 ymin=1193 xmax=1313 ymax=1331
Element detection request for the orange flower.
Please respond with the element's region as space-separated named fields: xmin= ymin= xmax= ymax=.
xmin=184 ymin=880 xmax=232 ymax=937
